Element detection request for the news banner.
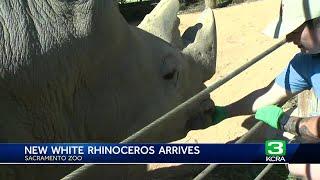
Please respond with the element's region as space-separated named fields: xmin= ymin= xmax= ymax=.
xmin=0 ymin=140 xmax=318 ymax=164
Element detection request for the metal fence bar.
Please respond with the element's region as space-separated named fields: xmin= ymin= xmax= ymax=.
xmin=193 ymin=164 xmax=219 ymax=180
xmin=62 ymin=40 xmax=286 ymax=179
xmin=193 ymin=121 xmax=265 ymax=180
xmin=194 ymin=106 xmax=296 ymax=180
xmin=252 ymin=139 xmax=296 ymax=180
xmin=254 ymin=164 xmax=274 ymax=180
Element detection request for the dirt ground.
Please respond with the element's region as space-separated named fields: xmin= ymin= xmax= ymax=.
xmin=149 ymin=1 xmax=298 ymax=178
xmin=178 ymin=0 xmax=299 ymax=143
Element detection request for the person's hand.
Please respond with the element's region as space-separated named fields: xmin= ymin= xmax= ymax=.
xmin=211 ymin=106 xmax=228 ymax=125
xmin=255 ymin=105 xmax=284 ymax=129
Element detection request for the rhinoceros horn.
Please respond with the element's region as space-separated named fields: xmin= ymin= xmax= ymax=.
xmin=138 ymin=0 xmax=183 ymax=49
xmin=138 ymin=0 xmax=217 ymax=81
xmin=182 ymin=8 xmax=217 ymax=81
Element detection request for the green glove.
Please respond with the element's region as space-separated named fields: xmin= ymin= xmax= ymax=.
xmin=255 ymin=105 xmax=284 ymax=129
xmin=212 ymin=106 xmax=228 ymax=125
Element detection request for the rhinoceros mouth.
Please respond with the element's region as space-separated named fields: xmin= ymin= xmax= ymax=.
xmin=201 ymin=98 xmax=215 ymax=114
xmin=185 ymin=96 xmax=215 ymax=130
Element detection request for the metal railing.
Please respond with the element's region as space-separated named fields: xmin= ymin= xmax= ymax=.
xmin=62 ymin=39 xmax=287 ymax=179
xmin=194 ymin=121 xmax=266 ymax=180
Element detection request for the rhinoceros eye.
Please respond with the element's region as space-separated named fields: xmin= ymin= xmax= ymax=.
xmin=161 ymin=54 xmax=178 ymax=81
xmin=163 ymin=69 xmax=177 ymax=80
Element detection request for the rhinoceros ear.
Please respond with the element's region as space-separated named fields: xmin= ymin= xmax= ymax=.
xmin=138 ymin=0 xmax=183 ymax=49
xmin=182 ymin=8 xmax=217 ymax=81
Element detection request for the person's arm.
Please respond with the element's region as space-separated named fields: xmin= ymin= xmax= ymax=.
xmin=212 ymin=53 xmax=310 ymax=124
xmin=223 ymin=53 xmax=311 ymax=118
xmin=224 ymin=81 xmax=294 ymax=118
xmin=255 ymin=106 xmax=320 ymax=141
xmin=280 ymin=114 xmax=320 ymax=140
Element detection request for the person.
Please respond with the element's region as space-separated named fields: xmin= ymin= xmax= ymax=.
xmin=212 ymin=0 xmax=320 ymax=178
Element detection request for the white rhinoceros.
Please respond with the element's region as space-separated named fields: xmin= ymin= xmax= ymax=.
xmin=0 ymin=0 xmax=216 ymax=178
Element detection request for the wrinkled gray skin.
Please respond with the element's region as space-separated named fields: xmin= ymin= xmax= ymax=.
xmin=0 ymin=0 xmax=216 ymax=179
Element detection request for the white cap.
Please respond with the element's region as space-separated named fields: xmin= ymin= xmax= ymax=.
xmin=264 ymin=0 xmax=320 ymax=39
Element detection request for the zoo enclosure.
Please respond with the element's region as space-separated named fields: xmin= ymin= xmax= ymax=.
xmin=63 ymin=0 xmax=319 ymax=178
xmin=62 ymin=39 xmax=287 ymax=179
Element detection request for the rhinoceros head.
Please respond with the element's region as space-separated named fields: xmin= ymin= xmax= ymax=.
xmin=95 ymin=0 xmax=217 ymax=142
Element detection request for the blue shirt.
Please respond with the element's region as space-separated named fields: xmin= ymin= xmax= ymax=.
xmin=275 ymin=53 xmax=320 ymax=99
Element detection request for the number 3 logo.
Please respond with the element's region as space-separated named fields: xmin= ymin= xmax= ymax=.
xmin=265 ymin=140 xmax=286 ymax=156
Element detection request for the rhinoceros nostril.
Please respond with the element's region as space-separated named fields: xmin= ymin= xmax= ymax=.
xmin=200 ymin=99 xmax=214 ymax=113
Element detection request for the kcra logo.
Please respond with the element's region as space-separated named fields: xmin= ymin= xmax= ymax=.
xmin=265 ymin=140 xmax=286 ymax=162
